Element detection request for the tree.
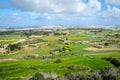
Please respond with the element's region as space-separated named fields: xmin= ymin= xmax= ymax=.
xmin=6 ymin=43 xmax=22 ymax=51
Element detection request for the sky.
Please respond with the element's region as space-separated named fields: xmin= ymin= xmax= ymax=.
xmin=0 ymin=0 xmax=120 ymax=28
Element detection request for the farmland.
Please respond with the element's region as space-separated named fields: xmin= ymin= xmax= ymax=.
xmin=0 ymin=28 xmax=120 ymax=80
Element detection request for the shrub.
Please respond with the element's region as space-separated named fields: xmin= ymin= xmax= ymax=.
xmin=54 ymin=59 xmax=62 ymax=63
xmin=0 ymin=69 xmax=3 ymax=72
xmin=6 ymin=67 xmax=16 ymax=71
xmin=65 ymin=72 xmax=86 ymax=80
xmin=27 ymin=66 xmax=38 ymax=70
xmin=6 ymin=43 xmax=22 ymax=51
xmin=102 ymin=57 xmax=120 ymax=67
xmin=29 ymin=72 xmax=63 ymax=80
xmin=100 ymin=67 xmax=120 ymax=80
xmin=67 ymin=65 xmax=90 ymax=71
xmin=89 ymin=67 xmax=120 ymax=80
xmin=89 ymin=70 xmax=102 ymax=80
xmin=104 ymin=42 xmax=109 ymax=46
xmin=24 ymin=55 xmax=37 ymax=59
xmin=75 ymin=73 xmax=86 ymax=80
xmin=65 ymin=72 xmax=75 ymax=80
xmin=29 ymin=72 xmax=44 ymax=80
xmin=67 ymin=65 xmax=76 ymax=70
xmin=30 ymin=67 xmax=120 ymax=80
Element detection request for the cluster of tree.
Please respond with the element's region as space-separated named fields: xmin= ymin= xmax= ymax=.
xmin=29 ymin=72 xmax=63 ymax=80
xmin=23 ymin=30 xmax=54 ymax=36
xmin=102 ymin=57 xmax=120 ymax=67
xmin=0 ymin=30 xmax=54 ymax=37
xmin=50 ymin=45 xmax=72 ymax=56
xmin=29 ymin=67 xmax=120 ymax=80
xmin=89 ymin=67 xmax=120 ymax=80
xmin=23 ymin=39 xmax=48 ymax=45
xmin=0 ymin=31 xmax=16 ymax=35
xmin=6 ymin=43 xmax=22 ymax=51
xmin=54 ymin=32 xmax=68 ymax=36
xmin=62 ymin=46 xmax=72 ymax=53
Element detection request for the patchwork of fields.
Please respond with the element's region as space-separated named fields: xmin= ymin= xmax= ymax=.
xmin=0 ymin=29 xmax=120 ymax=80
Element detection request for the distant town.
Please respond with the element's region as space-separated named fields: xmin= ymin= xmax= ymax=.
xmin=0 ymin=26 xmax=120 ymax=32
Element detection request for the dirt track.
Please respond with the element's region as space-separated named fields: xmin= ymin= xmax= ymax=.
xmin=84 ymin=47 xmax=120 ymax=52
xmin=0 ymin=58 xmax=17 ymax=62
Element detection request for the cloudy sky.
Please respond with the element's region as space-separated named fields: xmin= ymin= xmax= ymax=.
xmin=0 ymin=0 xmax=120 ymax=27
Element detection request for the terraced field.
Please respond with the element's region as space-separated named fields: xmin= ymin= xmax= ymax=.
xmin=0 ymin=29 xmax=120 ymax=80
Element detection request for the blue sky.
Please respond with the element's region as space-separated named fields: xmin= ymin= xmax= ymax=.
xmin=0 ymin=0 xmax=120 ymax=28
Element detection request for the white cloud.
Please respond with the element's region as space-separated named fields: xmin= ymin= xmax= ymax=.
xmin=100 ymin=5 xmax=120 ymax=17
xmin=88 ymin=0 xmax=101 ymax=10
xmin=105 ymin=0 xmax=120 ymax=5
xmin=42 ymin=13 xmax=52 ymax=20
xmin=46 ymin=15 xmax=52 ymax=20
xmin=74 ymin=2 xmax=86 ymax=12
xmin=11 ymin=0 xmax=63 ymax=13
xmin=11 ymin=0 xmax=101 ymax=17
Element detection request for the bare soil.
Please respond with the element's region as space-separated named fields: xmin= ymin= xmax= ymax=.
xmin=84 ymin=47 xmax=120 ymax=52
xmin=0 ymin=58 xmax=17 ymax=62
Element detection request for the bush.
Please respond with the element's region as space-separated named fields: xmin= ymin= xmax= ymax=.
xmin=6 ymin=67 xmax=16 ymax=71
xmin=102 ymin=57 xmax=120 ymax=67
xmin=89 ymin=67 xmax=120 ymax=80
xmin=0 ymin=69 xmax=3 ymax=72
xmin=6 ymin=43 xmax=22 ymax=51
xmin=100 ymin=67 xmax=120 ymax=80
xmin=104 ymin=42 xmax=109 ymax=46
xmin=75 ymin=73 xmax=86 ymax=80
xmin=89 ymin=70 xmax=102 ymax=80
xmin=65 ymin=72 xmax=75 ymax=80
xmin=29 ymin=72 xmax=63 ymax=80
xmin=29 ymin=72 xmax=44 ymax=80
xmin=30 ymin=67 xmax=120 ymax=80
xmin=54 ymin=59 xmax=62 ymax=63
xmin=67 ymin=65 xmax=76 ymax=70
xmin=27 ymin=66 xmax=38 ymax=70
xmin=65 ymin=72 xmax=86 ymax=80
xmin=24 ymin=55 xmax=37 ymax=59
xmin=67 ymin=65 xmax=90 ymax=71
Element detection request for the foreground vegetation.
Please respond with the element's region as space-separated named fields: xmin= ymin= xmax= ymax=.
xmin=0 ymin=28 xmax=120 ymax=80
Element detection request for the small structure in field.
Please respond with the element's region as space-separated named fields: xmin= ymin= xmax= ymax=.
xmin=0 ymin=48 xmax=6 ymax=54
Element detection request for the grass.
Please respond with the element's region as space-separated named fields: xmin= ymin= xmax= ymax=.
xmin=0 ymin=55 xmax=112 ymax=79
xmin=0 ymin=29 xmax=120 ymax=80
xmin=86 ymin=52 xmax=120 ymax=60
xmin=0 ymin=40 xmax=17 ymax=45
xmin=67 ymin=36 xmax=90 ymax=41
xmin=0 ymin=35 xmax=26 ymax=40
xmin=69 ymin=44 xmax=90 ymax=53
xmin=40 ymin=36 xmax=59 ymax=41
xmin=0 ymin=52 xmax=114 ymax=79
xmin=0 ymin=43 xmax=116 ymax=79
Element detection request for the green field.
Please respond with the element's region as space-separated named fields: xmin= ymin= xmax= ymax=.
xmin=0 ymin=35 xmax=26 ymax=40
xmin=0 ymin=29 xmax=120 ymax=80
